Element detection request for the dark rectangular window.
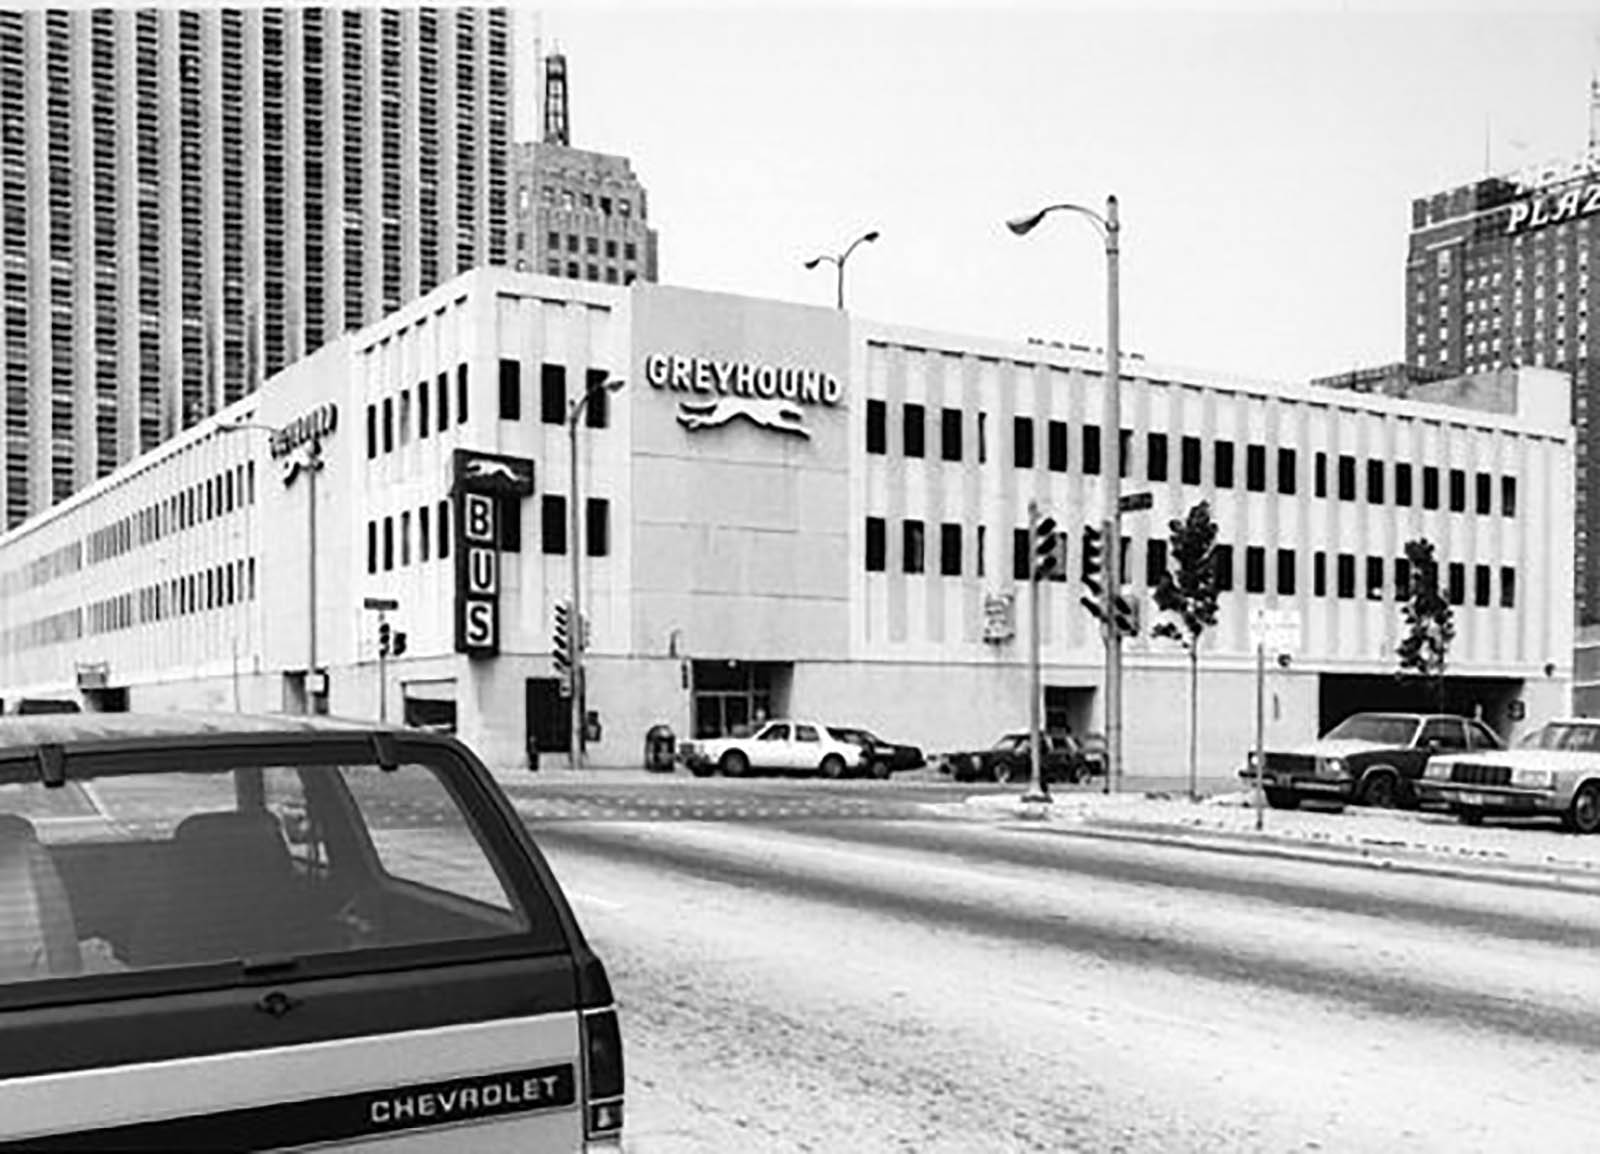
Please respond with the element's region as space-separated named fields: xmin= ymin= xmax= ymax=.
xmin=865 ymin=517 xmax=886 ymax=571
xmin=438 ymin=501 xmax=450 ymax=559
xmin=1423 ymin=466 xmax=1440 ymax=509
xmin=1147 ymin=432 xmax=1167 ymax=482
xmin=866 ymin=399 xmax=887 ymax=454
xmin=903 ymin=404 xmax=925 ymax=458
xmin=977 ymin=526 xmax=986 ymax=578
xmin=1337 ymin=454 xmax=1356 ymax=500
xmin=585 ymin=369 xmax=611 ymax=428
xmin=1314 ymin=551 xmax=1327 ymax=596
xmin=1313 ymin=451 xmax=1328 ymax=498
xmin=940 ymin=524 xmax=962 ymax=576
xmin=1367 ymin=460 xmax=1385 ymax=504
xmin=1244 ymin=545 xmax=1266 ymax=593
xmin=1180 ymin=436 xmax=1201 ymax=485
xmin=541 ymin=495 xmax=566 ymax=555
xmin=419 ymin=506 xmax=431 ymax=562
xmin=1475 ymin=472 xmax=1492 ymax=515
xmin=1214 ymin=441 xmax=1234 ymax=488
xmin=1276 ymin=448 xmax=1296 ymax=495
xmin=1449 ymin=468 xmax=1466 ymax=512
xmin=541 ymin=364 xmax=566 ymax=425
xmin=978 ymin=413 xmax=988 ymax=463
xmin=418 ymin=381 xmax=430 ymax=438
xmin=1366 ymin=556 xmax=1384 ymax=600
xmin=1395 ymin=556 xmax=1412 ymax=600
xmin=1448 ymin=561 xmax=1465 ymax=605
xmin=1502 ymin=476 xmax=1517 ymax=517
xmin=1212 ymin=544 xmax=1234 ymax=592
xmin=1276 ymin=548 xmax=1296 ymax=595
xmin=903 ymin=520 xmax=925 ymax=574
xmin=382 ymin=516 xmax=394 ymax=571
xmin=1245 ymin=445 xmax=1266 ymax=492
xmin=499 ymin=496 xmax=521 ymax=552
xmin=456 ymin=363 xmax=468 ymax=424
xmin=1013 ymin=528 xmax=1029 ymax=581
xmin=1500 ymin=566 xmax=1516 ymax=608
xmin=1336 ymin=553 xmax=1355 ymax=599
xmin=437 ymin=372 xmax=450 ymax=430
xmin=498 ymin=359 xmax=521 ymax=420
xmin=366 ymin=521 xmax=377 ymax=574
xmin=1083 ymin=425 xmax=1101 ymax=474
xmin=365 ymin=404 xmax=377 ymax=459
xmin=586 ymin=498 xmax=609 ymax=557
xmin=1147 ymin=538 xmax=1168 ymax=587
xmin=941 ymin=408 xmax=963 ymax=462
xmin=1395 ymin=463 xmax=1413 ymax=507
xmin=382 ymin=398 xmax=394 ymax=453
xmin=1013 ymin=416 xmax=1035 ymax=469
xmin=1046 ymin=421 xmax=1069 ymax=473
xmin=1474 ymin=563 xmax=1491 ymax=607
xmin=1119 ymin=430 xmax=1133 ymax=479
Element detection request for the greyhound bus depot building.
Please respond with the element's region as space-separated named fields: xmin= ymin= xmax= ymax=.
xmin=0 ymin=269 xmax=1576 ymax=778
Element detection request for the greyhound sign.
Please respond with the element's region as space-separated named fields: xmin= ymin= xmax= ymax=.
xmin=644 ymin=353 xmax=842 ymax=440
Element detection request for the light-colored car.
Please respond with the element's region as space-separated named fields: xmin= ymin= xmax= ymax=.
xmin=679 ymin=720 xmax=868 ymax=779
xmin=1418 ymin=717 xmax=1600 ymax=832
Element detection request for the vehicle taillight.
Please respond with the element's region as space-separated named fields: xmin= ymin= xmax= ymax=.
xmin=582 ymin=1006 xmax=624 ymax=1144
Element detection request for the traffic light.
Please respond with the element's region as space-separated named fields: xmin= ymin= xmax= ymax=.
xmin=378 ymin=621 xmax=392 ymax=658
xmin=552 ymin=602 xmax=572 ymax=676
xmin=391 ymin=630 xmax=408 ymax=657
xmin=1111 ymin=592 xmax=1139 ymax=638
xmin=1033 ymin=517 xmax=1064 ymax=582
xmin=1080 ymin=524 xmax=1107 ymax=624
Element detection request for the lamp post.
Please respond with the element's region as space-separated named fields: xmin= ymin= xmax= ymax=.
xmin=219 ymin=418 xmax=325 ymax=716
xmin=567 ymin=375 xmax=626 ymax=767
xmin=1007 ymin=195 xmax=1123 ymax=789
xmin=803 ymin=229 xmax=880 ymax=310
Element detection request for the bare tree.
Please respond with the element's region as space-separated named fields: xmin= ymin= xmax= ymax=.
xmin=1396 ymin=538 xmax=1454 ymax=712
xmin=1152 ymin=501 xmax=1221 ymax=801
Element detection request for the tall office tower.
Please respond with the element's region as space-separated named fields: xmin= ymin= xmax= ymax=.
xmin=511 ymin=53 xmax=659 ymax=287
xmin=0 ymin=8 xmax=511 ymax=530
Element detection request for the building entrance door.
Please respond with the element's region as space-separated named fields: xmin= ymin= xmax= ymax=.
xmin=526 ymin=678 xmax=572 ymax=754
xmin=690 ymin=661 xmax=790 ymax=739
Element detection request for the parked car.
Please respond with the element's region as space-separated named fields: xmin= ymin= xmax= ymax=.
xmin=941 ymin=731 xmax=1087 ymax=785
xmin=1418 ymin=717 xmax=1600 ymax=832
xmin=826 ymin=727 xmax=926 ymax=779
xmin=0 ymin=712 xmax=623 ymax=1151
xmin=678 ymin=720 xmax=869 ymax=779
xmin=1076 ymin=732 xmax=1109 ymax=778
xmin=1240 ymin=711 xmax=1502 ymax=809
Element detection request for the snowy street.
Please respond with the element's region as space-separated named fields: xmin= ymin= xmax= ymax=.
xmin=528 ymin=808 xmax=1600 ymax=1153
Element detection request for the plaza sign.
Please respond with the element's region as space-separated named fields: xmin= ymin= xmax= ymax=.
xmin=644 ymin=353 xmax=842 ymax=440
xmin=1504 ymin=180 xmax=1600 ymax=235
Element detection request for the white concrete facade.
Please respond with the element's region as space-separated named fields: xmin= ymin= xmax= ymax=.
xmin=0 ymin=269 xmax=1576 ymax=779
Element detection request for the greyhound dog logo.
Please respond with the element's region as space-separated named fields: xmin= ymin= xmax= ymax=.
xmin=676 ymin=396 xmax=811 ymax=439
xmin=466 ymin=459 xmax=526 ymax=483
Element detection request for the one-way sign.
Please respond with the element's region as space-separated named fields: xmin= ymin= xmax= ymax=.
xmin=1118 ymin=492 xmax=1153 ymax=513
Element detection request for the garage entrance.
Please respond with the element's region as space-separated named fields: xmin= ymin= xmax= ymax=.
xmin=1317 ymin=674 xmax=1524 ymax=739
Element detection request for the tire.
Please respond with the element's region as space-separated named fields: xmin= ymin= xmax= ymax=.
xmin=820 ymin=754 xmax=846 ymax=780
xmin=1264 ymin=787 xmax=1300 ymax=810
xmin=1564 ymin=782 xmax=1600 ymax=834
xmin=1358 ymin=769 xmax=1400 ymax=809
xmin=1457 ymin=806 xmax=1484 ymax=826
xmin=990 ymin=760 xmax=1012 ymax=785
xmin=719 ymin=750 xmax=749 ymax=779
xmin=688 ymin=761 xmax=714 ymax=779
xmin=870 ymin=759 xmax=891 ymax=781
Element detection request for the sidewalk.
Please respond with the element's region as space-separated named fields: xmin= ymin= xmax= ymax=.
xmin=953 ymin=787 xmax=1600 ymax=889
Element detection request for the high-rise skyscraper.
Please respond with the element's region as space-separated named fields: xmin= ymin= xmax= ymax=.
xmin=511 ymin=52 xmax=659 ymax=287
xmin=0 ymin=8 xmax=512 ymax=530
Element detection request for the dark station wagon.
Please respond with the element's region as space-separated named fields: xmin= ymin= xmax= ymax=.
xmin=0 ymin=712 xmax=623 ymax=1152
xmin=1241 ymin=711 xmax=1503 ymax=810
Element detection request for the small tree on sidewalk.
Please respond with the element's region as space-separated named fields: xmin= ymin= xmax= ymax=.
xmin=1152 ymin=501 xmax=1221 ymax=801
xmin=1396 ymin=538 xmax=1454 ymax=712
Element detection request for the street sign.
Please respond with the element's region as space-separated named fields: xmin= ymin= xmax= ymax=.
xmin=364 ymin=597 xmax=399 ymax=612
xmin=1118 ymin=492 xmax=1153 ymax=513
xmin=1248 ymin=607 xmax=1301 ymax=654
xmin=982 ymin=593 xmax=1016 ymax=643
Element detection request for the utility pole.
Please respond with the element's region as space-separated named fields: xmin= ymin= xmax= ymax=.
xmin=1103 ymin=194 xmax=1123 ymax=792
xmin=1027 ymin=499 xmax=1045 ymax=803
xmin=1254 ymin=638 xmax=1267 ymax=831
xmin=567 ymin=408 xmax=586 ymax=767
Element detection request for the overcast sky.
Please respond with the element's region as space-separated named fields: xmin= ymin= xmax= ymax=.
xmin=513 ymin=3 xmax=1600 ymax=384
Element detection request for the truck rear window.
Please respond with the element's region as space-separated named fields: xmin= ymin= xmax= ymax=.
xmin=0 ymin=752 xmax=538 ymax=989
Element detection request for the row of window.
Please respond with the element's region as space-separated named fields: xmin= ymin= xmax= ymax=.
xmin=543 ymin=231 xmax=639 ymax=262
xmin=364 ymin=363 xmax=468 ymax=457
xmin=863 ymin=516 xmax=1519 ymax=609
xmin=363 ymin=494 xmax=612 ymax=574
xmin=864 ymin=401 xmax=1520 ymax=516
xmin=538 ymin=260 xmax=638 ymax=285
xmin=88 ymin=556 xmax=256 ymax=636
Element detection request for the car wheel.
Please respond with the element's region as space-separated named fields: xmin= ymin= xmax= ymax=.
xmin=689 ymin=761 xmax=714 ymax=779
xmin=1358 ymin=769 xmax=1399 ymax=809
xmin=720 ymin=751 xmax=749 ymax=778
xmin=990 ymin=760 xmax=1011 ymax=785
xmin=1264 ymin=787 xmax=1300 ymax=810
xmin=1457 ymin=806 xmax=1485 ymax=826
xmin=1565 ymin=782 xmax=1600 ymax=834
xmin=870 ymin=759 xmax=891 ymax=781
xmin=820 ymin=754 xmax=847 ymax=780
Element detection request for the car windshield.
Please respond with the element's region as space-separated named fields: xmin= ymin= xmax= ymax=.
xmin=994 ymin=734 xmax=1026 ymax=751
xmin=1321 ymin=715 xmax=1418 ymax=745
xmin=827 ymin=728 xmax=869 ymax=746
xmin=1517 ymin=723 xmax=1600 ymax=752
xmin=0 ymin=746 xmax=540 ymax=990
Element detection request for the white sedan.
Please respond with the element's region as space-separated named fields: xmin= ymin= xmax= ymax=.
xmin=1418 ymin=717 xmax=1600 ymax=832
xmin=679 ymin=721 xmax=869 ymax=779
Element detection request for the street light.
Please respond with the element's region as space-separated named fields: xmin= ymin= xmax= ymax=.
xmin=1007 ymin=195 xmax=1124 ymax=792
xmin=568 ymin=374 xmax=626 ymax=768
xmin=218 ymin=417 xmax=326 ymax=716
xmin=803 ymin=229 xmax=880 ymax=310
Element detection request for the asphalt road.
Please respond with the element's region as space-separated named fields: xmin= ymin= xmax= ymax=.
xmin=522 ymin=801 xmax=1600 ymax=1154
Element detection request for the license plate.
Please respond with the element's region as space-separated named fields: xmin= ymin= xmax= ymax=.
xmin=1456 ymin=791 xmax=1487 ymax=807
